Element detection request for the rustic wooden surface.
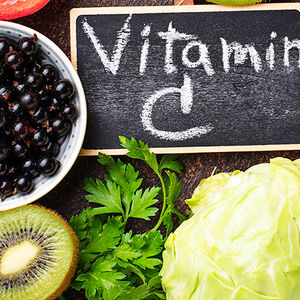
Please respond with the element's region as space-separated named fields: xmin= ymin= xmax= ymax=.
xmin=14 ymin=0 xmax=300 ymax=299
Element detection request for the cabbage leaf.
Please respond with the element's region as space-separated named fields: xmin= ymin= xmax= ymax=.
xmin=161 ymin=158 xmax=300 ymax=300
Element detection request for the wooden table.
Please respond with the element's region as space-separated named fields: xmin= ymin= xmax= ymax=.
xmin=15 ymin=0 xmax=300 ymax=298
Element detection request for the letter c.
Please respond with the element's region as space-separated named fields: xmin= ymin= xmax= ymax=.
xmin=140 ymin=74 xmax=213 ymax=141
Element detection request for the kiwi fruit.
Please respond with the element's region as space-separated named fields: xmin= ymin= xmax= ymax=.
xmin=208 ymin=0 xmax=262 ymax=5
xmin=0 ymin=205 xmax=78 ymax=300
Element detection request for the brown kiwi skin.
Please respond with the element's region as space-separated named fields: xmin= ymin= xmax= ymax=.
xmin=29 ymin=205 xmax=79 ymax=300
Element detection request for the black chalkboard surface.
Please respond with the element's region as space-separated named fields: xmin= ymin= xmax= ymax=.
xmin=70 ymin=4 xmax=300 ymax=155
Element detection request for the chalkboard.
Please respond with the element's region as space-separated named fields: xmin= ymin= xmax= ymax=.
xmin=70 ymin=4 xmax=300 ymax=155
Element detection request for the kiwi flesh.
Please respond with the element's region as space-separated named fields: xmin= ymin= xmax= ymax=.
xmin=0 ymin=205 xmax=78 ymax=300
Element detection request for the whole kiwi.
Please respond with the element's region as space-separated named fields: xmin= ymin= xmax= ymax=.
xmin=0 ymin=205 xmax=79 ymax=300
xmin=208 ymin=0 xmax=262 ymax=5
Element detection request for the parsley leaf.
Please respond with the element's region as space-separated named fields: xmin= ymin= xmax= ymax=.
xmin=162 ymin=213 xmax=173 ymax=236
xmin=159 ymin=154 xmax=183 ymax=173
xmin=71 ymin=137 xmax=186 ymax=300
xmin=86 ymin=153 xmax=160 ymax=224
xmin=83 ymin=216 xmax=123 ymax=254
xmin=118 ymin=276 xmax=165 ymax=300
xmin=113 ymin=243 xmax=140 ymax=262
xmin=84 ymin=178 xmax=124 ymax=217
xmin=119 ymin=136 xmax=159 ymax=175
xmin=98 ymin=154 xmax=142 ymax=218
xmin=131 ymin=232 xmax=163 ymax=271
xmin=77 ymin=258 xmax=129 ymax=299
xmin=128 ymin=187 xmax=160 ymax=220
xmin=164 ymin=171 xmax=181 ymax=207
xmin=162 ymin=171 xmax=186 ymax=234
xmin=98 ymin=154 xmax=142 ymax=196
xmin=69 ymin=209 xmax=87 ymax=242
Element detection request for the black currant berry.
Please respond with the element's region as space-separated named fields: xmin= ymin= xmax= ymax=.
xmin=30 ymin=106 xmax=48 ymax=124
xmin=0 ymin=85 xmax=13 ymax=101
xmin=40 ymin=64 xmax=58 ymax=84
xmin=18 ymin=36 xmax=37 ymax=56
xmin=49 ymin=116 xmax=70 ymax=137
xmin=12 ymin=119 xmax=32 ymax=140
xmin=11 ymin=141 xmax=28 ymax=159
xmin=8 ymin=102 xmax=23 ymax=117
xmin=37 ymin=155 xmax=60 ymax=176
xmin=5 ymin=51 xmax=23 ymax=70
xmin=13 ymin=81 xmax=29 ymax=95
xmin=38 ymin=88 xmax=49 ymax=102
xmin=62 ymin=103 xmax=77 ymax=121
xmin=41 ymin=139 xmax=60 ymax=156
xmin=14 ymin=174 xmax=33 ymax=194
xmin=0 ymin=38 xmax=10 ymax=57
xmin=32 ymin=130 xmax=49 ymax=147
xmin=25 ymin=73 xmax=43 ymax=89
xmin=21 ymin=158 xmax=39 ymax=177
xmin=0 ymin=178 xmax=14 ymax=200
xmin=13 ymin=68 xmax=26 ymax=80
xmin=19 ymin=91 xmax=40 ymax=110
xmin=53 ymin=79 xmax=74 ymax=100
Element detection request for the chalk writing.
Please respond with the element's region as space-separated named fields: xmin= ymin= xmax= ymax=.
xmin=141 ymin=74 xmax=213 ymax=141
xmin=182 ymin=41 xmax=215 ymax=76
xmin=220 ymin=38 xmax=262 ymax=73
xmin=284 ymin=37 xmax=300 ymax=68
xmin=266 ymin=31 xmax=277 ymax=70
xmin=82 ymin=15 xmax=300 ymax=76
xmin=140 ymin=24 xmax=151 ymax=75
xmin=82 ymin=15 xmax=132 ymax=75
xmin=80 ymin=13 xmax=300 ymax=143
xmin=157 ymin=22 xmax=197 ymax=74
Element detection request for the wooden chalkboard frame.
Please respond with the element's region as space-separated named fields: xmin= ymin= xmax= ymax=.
xmin=174 ymin=0 xmax=194 ymax=5
xmin=70 ymin=4 xmax=300 ymax=156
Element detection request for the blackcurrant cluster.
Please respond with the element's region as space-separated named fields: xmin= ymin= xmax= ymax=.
xmin=0 ymin=34 xmax=77 ymax=200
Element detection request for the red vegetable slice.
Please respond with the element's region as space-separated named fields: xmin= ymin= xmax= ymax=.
xmin=0 ymin=0 xmax=50 ymax=20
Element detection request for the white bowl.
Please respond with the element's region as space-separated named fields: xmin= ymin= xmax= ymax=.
xmin=0 ymin=21 xmax=87 ymax=211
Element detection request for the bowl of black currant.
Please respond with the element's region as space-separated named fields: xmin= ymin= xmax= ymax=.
xmin=0 ymin=21 xmax=87 ymax=211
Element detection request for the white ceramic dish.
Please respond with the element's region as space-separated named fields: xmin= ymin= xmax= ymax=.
xmin=0 ymin=21 xmax=87 ymax=211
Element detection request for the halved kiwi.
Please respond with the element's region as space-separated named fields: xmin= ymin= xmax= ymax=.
xmin=0 ymin=205 xmax=78 ymax=300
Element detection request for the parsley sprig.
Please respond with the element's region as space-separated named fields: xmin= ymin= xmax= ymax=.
xmin=69 ymin=137 xmax=186 ymax=299
xmin=119 ymin=137 xmax=186 ymax=232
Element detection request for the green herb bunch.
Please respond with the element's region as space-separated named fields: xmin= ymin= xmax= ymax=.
xmin=69 ymin=137 xmax=186 ymax=300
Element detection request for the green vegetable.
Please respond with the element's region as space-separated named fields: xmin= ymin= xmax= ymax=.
xmin=69 ymin=137 xmax=186 ymax=299
xmin=160 ymin=157 xmax=300 ymax=299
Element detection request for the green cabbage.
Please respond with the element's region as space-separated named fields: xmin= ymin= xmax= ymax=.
xmin=160 ymin=157 xmax=300 ymax=300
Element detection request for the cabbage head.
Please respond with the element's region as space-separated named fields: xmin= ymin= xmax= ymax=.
xmin=160 ymin=157 xmax=300 ymax=300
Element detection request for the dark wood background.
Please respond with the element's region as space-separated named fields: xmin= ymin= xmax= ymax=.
xmin=15 ymin=0 xmax=299 ymax=299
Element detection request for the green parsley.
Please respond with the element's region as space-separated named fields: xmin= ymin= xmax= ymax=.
xmin=69 ymin=137 xmax=186 ymax=299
